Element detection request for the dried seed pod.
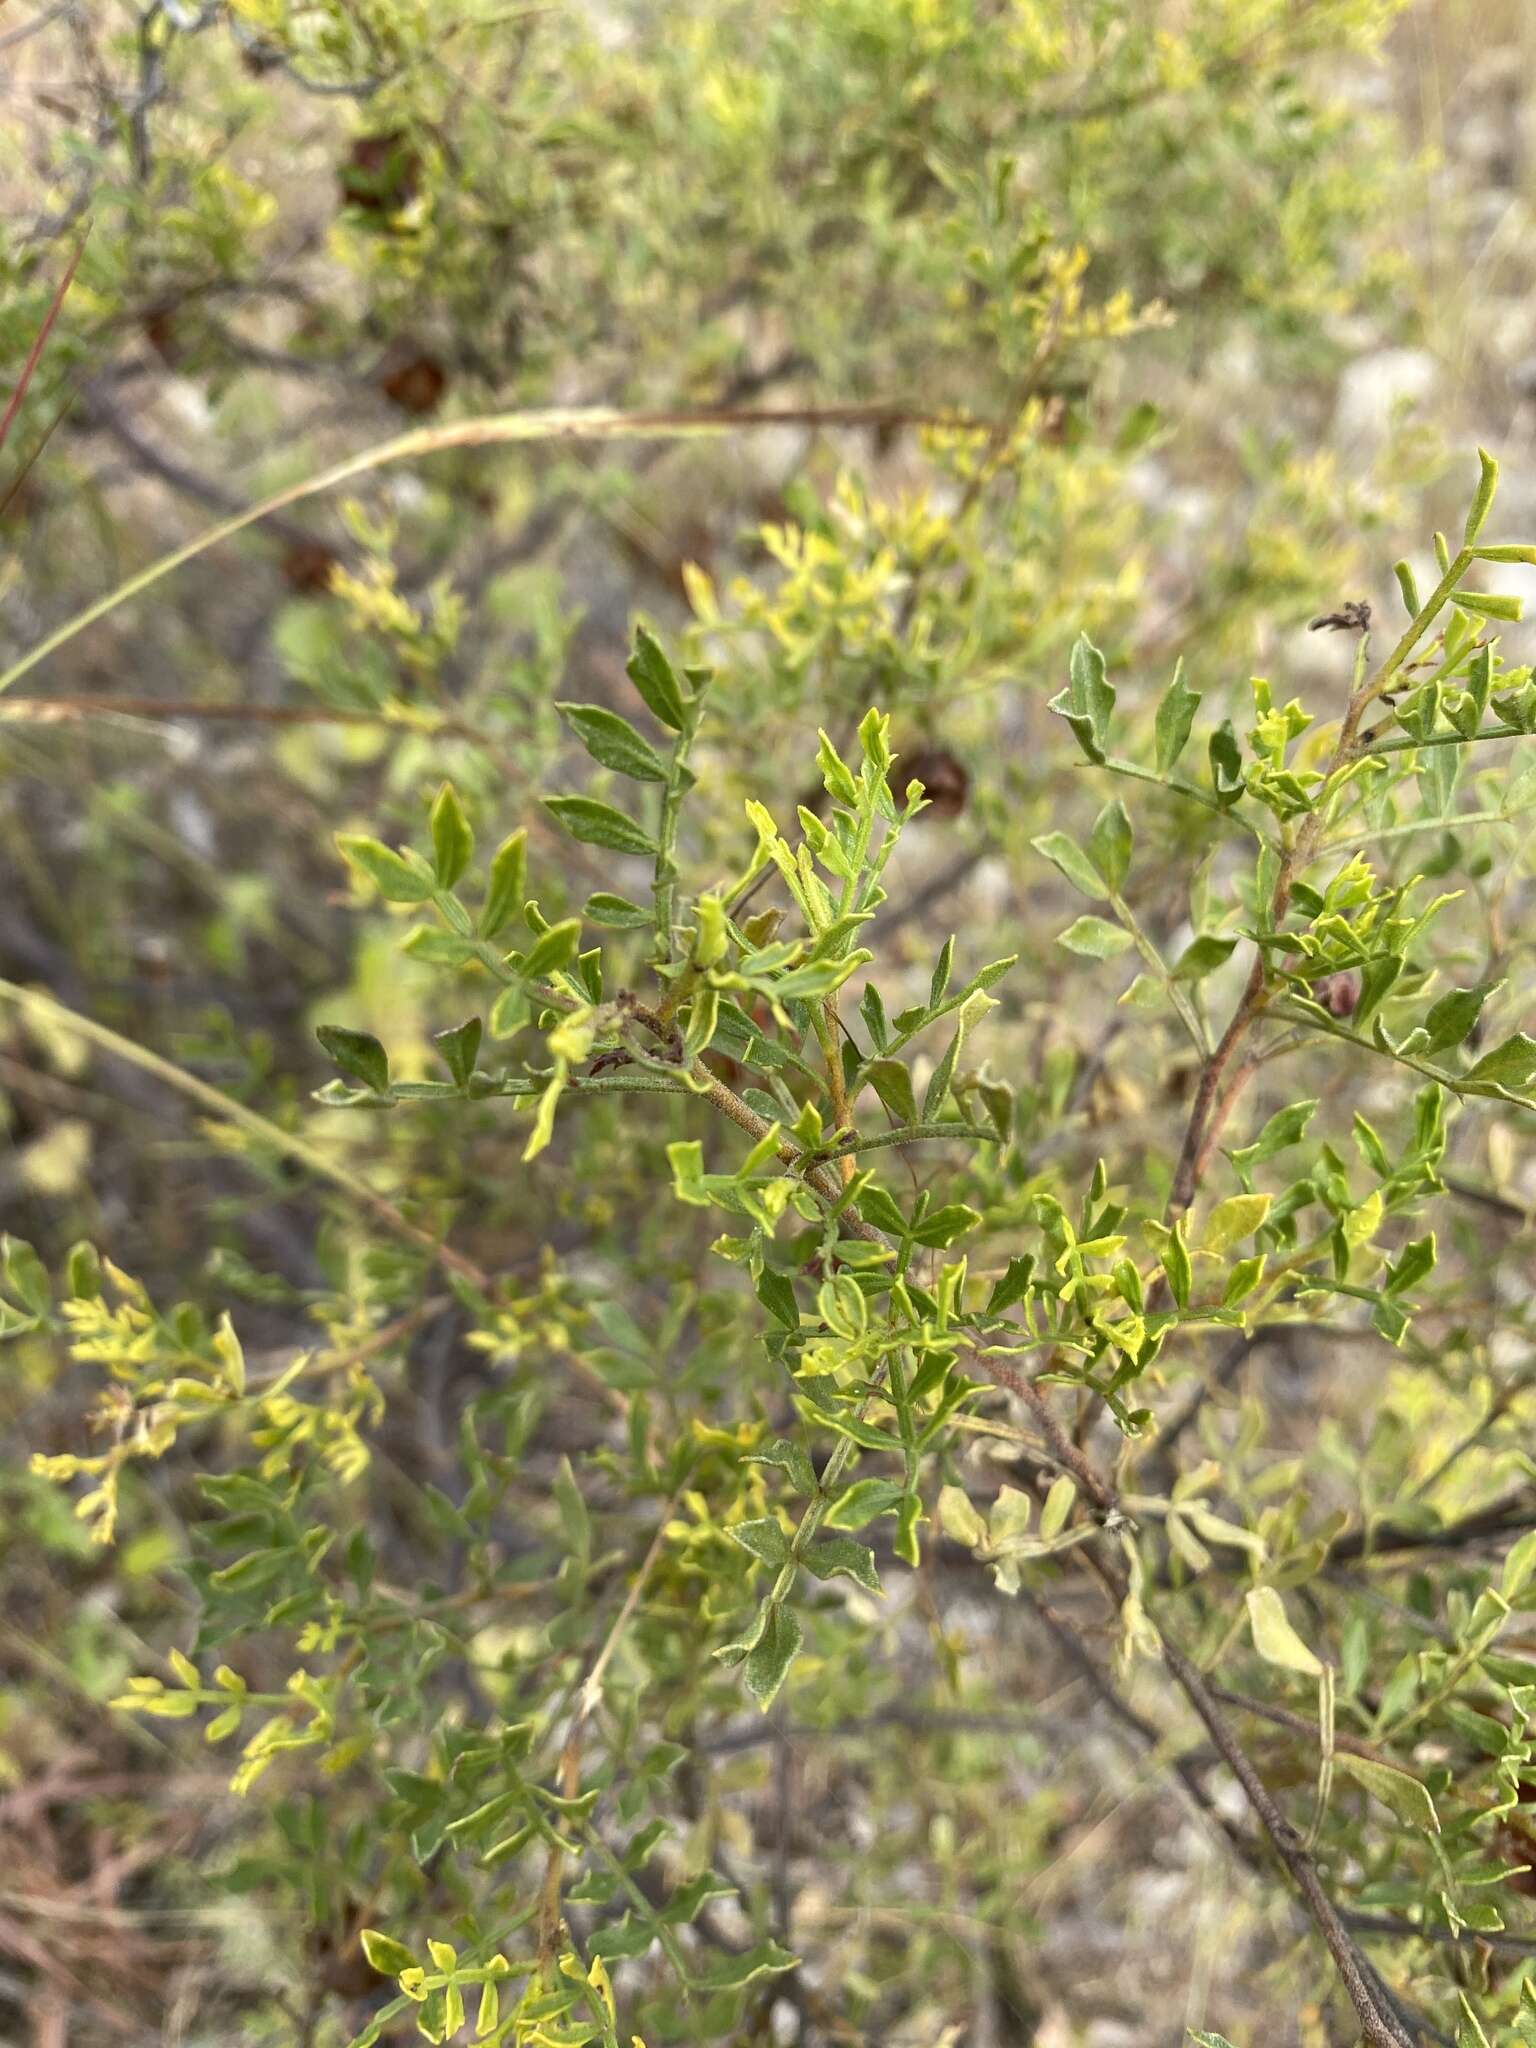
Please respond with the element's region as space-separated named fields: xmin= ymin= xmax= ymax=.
xmin=379 ymin=350 xmax=446 ymax=414
xmin=239 ymin=39 xmax=283 ymax=77
xmin=339 ymin=132 xmax=420 ymax=216
xmin=281 ymin=541 xmax=340 ymax=595
xmin=1314 ymin=970 xmax=1361 ymax=1018
xmin=898 ymin=746 xmax=969 ymax=819
xmin=142 ymin=307 xmax=181 ymax=366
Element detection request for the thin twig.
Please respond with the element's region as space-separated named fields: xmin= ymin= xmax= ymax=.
xmin=0 ymin=228 xmax=87 ymax=458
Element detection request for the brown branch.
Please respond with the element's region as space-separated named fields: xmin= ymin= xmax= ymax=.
xmin=1153 ymin=1630 xmax=1415 ymax=2048
xmin=1443 ymin=1171 xmax=1535 ymax=1225
xmin=1165 ymin=610 xmax=1447 ymax=1219
xmin=974 ymin=1352 xmax=1116 ymax=1515
xmin=1203 ymin=1680 xmax=1384 ymax=1762
xmin=976 ymin=1351 xmax=1420 ymax=2046
xmin=79 ymin=383 xmax=325 ymax=551
xmin=1324 ymin=1486 xmax=1536 ymax=1565
xmin=1018 ymin=1586 xmax=1256 ymax=1860
xmin=1343 ymin=1910 xmax=1536 ymax=1959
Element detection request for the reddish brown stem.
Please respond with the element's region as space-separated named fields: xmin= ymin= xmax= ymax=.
xmin=0 ymin=229 xmax=87 ymax=458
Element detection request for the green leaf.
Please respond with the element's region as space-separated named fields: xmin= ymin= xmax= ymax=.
xmin=584 ymin=890 xmax=652 ymax=928
xmin=587 ymin=1913 xmax=654 ymax=1961
xmin=1160 ymin=1218 xmax=1192 ymax=1310
xmin=857 ymin=1183 xmax=908 ymax=1236
xmin=1384 ymin=1233 xmax=1435 ymax=1297
xmin=1184 ymin=1506 xmax=1265 ymax=1557
xmin=1455 ymin=590 xmax=1522 ymax=622
xmin=1031 ymin=831 xmax=1107 ymax=900
xmin=929 ymin=937 xmax=954 ymax=1010
xmin=1461 ymin=1033 xmax=1536 ymax=1101
xmin=488 ymin=984 xmax=530 ymax=1039
xmin=337 ymin=834 xmax=434 ymax=903
xmin=520 ymin=919 xmax=582 ymax=981
xmin=746 ymin=1438 xmax=817 ymax=1496
xmin=688 ymin=1938 xmax=798 ymax=1991
xmin=626 ymin=625 xmax=688 ymax=731
xmin=523 ymin=1072 xmax=567 ymax=1162
xmin=986 ymin=1255 xmax=1035 ymax=1315
xmin=937 ymin=1485 xmax=988 ymax=1548
xmin=1187 ymin=2034 xmax=1241 ymax=2047
xmin=909 ymin=1203 xmax=979 ymax=1249
xmin=1421 ymin=981 xmax=1500 ymax=1053
xmin=432 ymin=1017 xmax=482 ymax=1088
xmin=754 ymin=1268 xmax=800 ymax=1331
xmin=1502 ymin=1526 xmax=1536 ymax=1602
xmin=65 ymin=1240 xmax=101 ymax=1301
xmin=480 ymin=830 xmax=527 ymax=938
xmin=360 ymin=1930 xmax=417 ymax=1977
xmin=1155 ymin=660 xmax=1201 ymax=773
xmin=729 ymin=1518 xmax=790 ymax=1568
xmin=825 ymin=1478 xmax=904 ymax=1529
xmin=1245 ymin=1586 xmax=1324 ymax=1677
xmin=667 ymin=1140 xmax=707 ymax=1205
xmin=1172 ymin=934 xmax=1237 ymax=982
xmin=557 ymin=701 xmax=668 ymax=781
xmin=429 ymin=782 xmax=473 ymax=888
xmin=659 ymin=1872 xmax=736 ymax=1925
xmin=1088 ymin=799 xmax=1132 ymax=892
xmin=1201 ymin=1193 xmax=1271 ymax=1255
xmin=1457 ymin=1994 xmax=1493 ymax=2048
xmin=865 ymin=1058 xmax=918 ymax=1126
xmin=744 ymin=1603 xmax=802 ymax=1709
xmin=922 ymin=1029 xmax=963 ymax=1120
xmin=802 ymin=1536 xmax=880 ymax=1591
xmin=316 ymin=1025 xmax=390 ymax=1094
xmin=1039 ymin=1475 xmax=1076 ymax=1541
xmin=543 ymin=796 xmax=656 ymax=857
xmin=1057 ymin=914 xmax=1132 ymax=960
xmin=1208 ymin=721 xmax=1245 ymax=806
xmin=1229 ymin=1100 xmax=1317 ymax=1170
xmin=1047 ymin=632 xmax=1115 ymax=765
xmin=1465 ymin=446 xmax=1500 ymax=543
xmin=1222 ymin=1254 xmax=1266 ymax=1306
xmin=1335 ymin=1752 xmax=1440 ymax=1832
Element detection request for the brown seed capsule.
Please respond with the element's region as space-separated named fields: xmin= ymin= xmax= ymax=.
xmin=142 ymin=307 xmax=180 ymax=366
xmin=1314 ymin=970 xmax=1361 ymax=1018
xmin=239 ymin=41 xmax=283 ymax=78
xmin=379 ymin=350 xmax=446 ymax=414
xmin=899 ymin=746 xmax=969 ymax=819
xmin=339 ymin=132 xmax=420 ymax=216
xmin=281 ymin=541 xmax=340 ymax=595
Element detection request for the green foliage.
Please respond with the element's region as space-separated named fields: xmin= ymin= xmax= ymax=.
xmin=10 ymin=3 xmax=1536 ymax=2045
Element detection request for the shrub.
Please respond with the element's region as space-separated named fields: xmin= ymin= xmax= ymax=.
xmin=7 ymin=5 xmax=1536 ymax=2047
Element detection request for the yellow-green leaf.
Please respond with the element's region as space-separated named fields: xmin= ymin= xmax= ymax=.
xmin=1336 ymin=1751 xmax=1440 ymax=1833
xmin=1246 ymin=1586 xmax=1324 ymax=1677
xmin=1202 ymin=1193 xmax=1271 ymax=1256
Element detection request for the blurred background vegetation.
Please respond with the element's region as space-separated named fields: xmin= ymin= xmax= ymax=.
xmin=6 ymin=3 xmax=1536 ymax=2044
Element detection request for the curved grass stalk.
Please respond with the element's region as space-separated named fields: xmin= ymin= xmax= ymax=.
xmin=0 ymin=400 xmax=951 ymax=697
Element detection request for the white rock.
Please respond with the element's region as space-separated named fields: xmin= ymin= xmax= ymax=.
xmin=1331 ymin=349 xmax=1438 ymax=449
